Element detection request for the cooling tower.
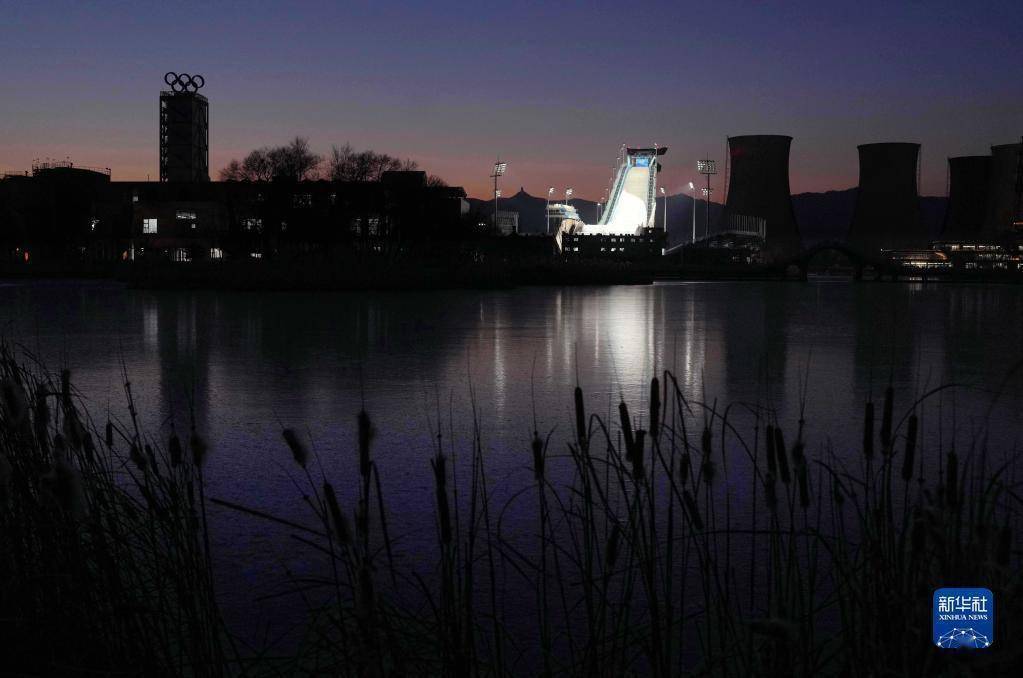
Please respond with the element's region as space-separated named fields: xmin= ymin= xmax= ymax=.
xmin=941 ymin=156 xmax=991 ymax=241
xmin=848 ymin=143 xmax=923 ymax=253
xmin=718 ymin=135 xmax=801 ymax=259
xmin=983 ymin=143 xmax=1021 ymax=235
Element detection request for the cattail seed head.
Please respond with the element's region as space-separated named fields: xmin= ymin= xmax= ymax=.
xmin=358 ymin=410 xmax=373 ymax=479
xmin=574 ymin=386 xmax=587 ymax=447
xmin=129 ymin=442 xmax=147 ymax=470
xmin=631 ymin=429 xmax=646 ymax=479
xmin=431 ymin=453 xmax=452 ymax=545
xmin=282 ymin=428 xmax=308 ymax=468
xmin=649 ymin=377 xmax=660 ymax=440
xmin=679 ymin=453 xmax=691 ymax=486
xmin=880 ymin=386 xmax=893 ymax=451
xmin=531 ymin=431 xmax=545 ymax=481
xmin=190 ymin=430 xmax=207 ymax=467
xmin=862 ymin=401 xmax=875 ymax=460
xmin=701 ymin=456 xmax=716 ymax=485
xmin=701 ymin=426 xmax=712 ymax=459
xmin=619 ymin=401 xmax=635 ymax=461
xmin=60 ymin=369 xmax=71 ymax=407
xmin=901 ymin=414 xmax=918 ymax=482
xmin=105 ymin=420 xmax=114 ymax=447
xmin=323 ymin=482 xmax=352 ymax=546
xmin=774 ymin=428 xmax=790 ymax=484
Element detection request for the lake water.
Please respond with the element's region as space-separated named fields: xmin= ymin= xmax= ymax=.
xmin=2 ymin=279 xmax=1022 ymax=644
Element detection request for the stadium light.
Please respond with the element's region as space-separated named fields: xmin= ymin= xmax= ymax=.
xmin=490 ymin=158 xmax=508 ymax=232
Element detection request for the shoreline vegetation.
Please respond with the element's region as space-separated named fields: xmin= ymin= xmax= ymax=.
xmin=1 ymin=343 xmax=1021 ymax=675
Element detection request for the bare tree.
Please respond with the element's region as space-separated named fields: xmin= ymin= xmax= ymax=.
xmin=220 ymin=139 xmax=448 ymax=185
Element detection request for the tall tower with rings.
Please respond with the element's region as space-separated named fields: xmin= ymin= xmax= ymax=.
xmin=160 ymin=72 xmax=209 ymax=182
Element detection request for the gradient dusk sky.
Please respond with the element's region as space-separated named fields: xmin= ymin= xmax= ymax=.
xmin=1 ymin=1 xmax=1021 ymax=199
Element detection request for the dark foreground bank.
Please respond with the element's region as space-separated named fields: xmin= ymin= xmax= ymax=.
xmin=1 ymin=342 xmax=1021 ymax=676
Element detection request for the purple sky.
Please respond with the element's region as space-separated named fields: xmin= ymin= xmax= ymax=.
xmin=1 ymin=1 xmax=1020 ymax=199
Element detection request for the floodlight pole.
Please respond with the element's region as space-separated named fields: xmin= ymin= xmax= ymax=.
xmin=490 ymin=158 xmax=507 ymax=233
xmin=698 ymin=159 xmax=717 ymax=240
xmin=547 ymin=187 xmax=555 ymax=235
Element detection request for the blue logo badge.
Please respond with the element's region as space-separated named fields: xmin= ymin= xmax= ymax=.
xmin=933 ymin=588 xmax=994 ymax=648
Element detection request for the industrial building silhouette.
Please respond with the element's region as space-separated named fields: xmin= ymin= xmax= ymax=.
xmin=941 ymin=156 xmax=991 ymax=241
xmin=718 ymin=134 xmax=802 ymax=261
xmin=985 ymin=143 xmax=1023 ymax=236
xmin=848 ymin=143 xmax=924 ymax=252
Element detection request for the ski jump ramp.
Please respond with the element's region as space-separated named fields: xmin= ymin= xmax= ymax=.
xmin=577 ymin=145 xmax=666 ymax=236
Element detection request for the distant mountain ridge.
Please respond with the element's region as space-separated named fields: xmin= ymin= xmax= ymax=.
xmin=469 ymin=187 xmax=948 ymax=248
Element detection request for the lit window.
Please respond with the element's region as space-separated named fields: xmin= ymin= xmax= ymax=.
xmin=210 ymin=247 xmax=224 ymax=259
xmin=250 ymin=252 xmax=263 ymax=259
xmin=292 ymin=193 xmax=312 ymax=208
xmin=176 ymin=210 xmax=197 ymax=220
xmin=172 ymin=248 xmax=191 ymax=262
xmin=132 ymin=192 xmax=139 ymax=203
xmin=143 ymin=218 xmax=158 ymax=234
xmin=243 ymin=218 xmax=262 ymax=231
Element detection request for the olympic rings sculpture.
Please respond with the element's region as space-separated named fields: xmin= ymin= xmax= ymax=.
xmin=164 ymin=72 xmax=205 ymax=93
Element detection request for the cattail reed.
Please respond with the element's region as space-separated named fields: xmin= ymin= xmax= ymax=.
xmin=679 ymin=453 xmax=690 ymax=486
xmin=631 ymin=429 xmax=646 ymax=479
xmin=574 ymin=386 xmax=587 ymax=447
xmin=169 ymin=433 xmax=183 ymax=467
xmin=323 ymin=481 xmax=352 ymax=546
xmin=605 ymin=522 xmax=621 ymax=570
xmin=774 ymin=427 xmax=790 ymax=484
xmin=683 ymin=489 xmax=704 ymax=531
xmin=765 ymin=424 xmax=777 ymax=475
xmin=880 ymin=386 xmax=893 ymax=451
xmin=431 ymin=453 xmax=451 ymax=545
xmin=531 ymin=431 xmax=545 ymax=481
xmin=358 ymin=409 xmax=373 ymax=479
xmin=282 ymin=428 xmax=308 ymax=468
xmin=862 ymin=400 xmax=874 ymax=459
xmin=105 ymin=419 xmax=114 ymax=447
xmin=649 ymin=377 xmax=660 ymax=440
xmin=901 ymin=414 xmax=918 ymax=482
xmin=190 ymin=430 xmax=207 ymax=467
xmin=60 ymin=369 xmax=71 ymax=408
xmin=619 ymin=401 xmax=635 ymax=461
xmin=129 ymin=442 xmax=147 ymax=470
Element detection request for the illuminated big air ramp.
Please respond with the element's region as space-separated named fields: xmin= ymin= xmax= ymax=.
xmin=584 ymin=146 xmax=666 ymax=235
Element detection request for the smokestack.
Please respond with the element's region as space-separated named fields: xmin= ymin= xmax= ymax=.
xmin=941 ymin=156 xmax=991 ymax=242
xmin=848 ymin=142 xmax=923 ymax=253
xmin=718 ymin=134 xmax=801 ymax=260
xmin=984 ymin=143 xmax=1022 ymax=236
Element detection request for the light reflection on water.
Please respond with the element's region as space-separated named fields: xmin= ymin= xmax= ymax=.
xmin=1 ymin=279 xmax=1021 ymax=640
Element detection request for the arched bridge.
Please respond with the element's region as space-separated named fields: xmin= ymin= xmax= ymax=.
xmin=781 ymin=240 xmax=886 ymax=279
